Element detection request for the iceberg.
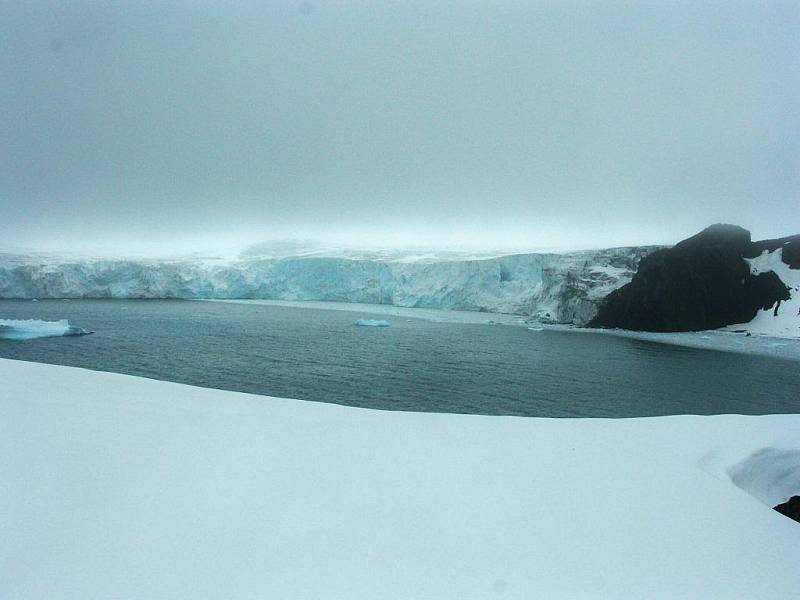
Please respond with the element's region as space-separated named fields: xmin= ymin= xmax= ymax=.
xmin=354 ymin=318 xmax=390 ymax=327
xmin=0 ymin=319 xmax=93 ymax=340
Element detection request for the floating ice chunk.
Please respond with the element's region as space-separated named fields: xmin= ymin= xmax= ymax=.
xmin=0 ymin=319 xmax=93 ymax=340
xmin=354 ymin=319 xmax=390 ymax=327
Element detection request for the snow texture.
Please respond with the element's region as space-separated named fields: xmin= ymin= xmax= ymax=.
xmin=725 ymin=247 xmax=800 ymax=338
xmin=1 ymin=358 xmax=799 ymax=599
xmin=0 ymin=246 xmax=656 ymax=325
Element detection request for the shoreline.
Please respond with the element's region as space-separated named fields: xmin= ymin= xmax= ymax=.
xmin=203 ymin=298 xmax=800 ymax=361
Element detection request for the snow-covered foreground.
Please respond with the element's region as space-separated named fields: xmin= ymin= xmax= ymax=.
xmin=2 ymin=359 xmax=799 ymax=599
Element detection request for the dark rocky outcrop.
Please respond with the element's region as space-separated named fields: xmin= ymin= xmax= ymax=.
xmin=774 ymin=496 xmax=800 ymax=524
xmin=588 ymin=224 xmax=798 ymax=332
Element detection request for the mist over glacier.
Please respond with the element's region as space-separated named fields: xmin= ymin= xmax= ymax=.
xmin=1 ymin=2 xmax=798 ymax=254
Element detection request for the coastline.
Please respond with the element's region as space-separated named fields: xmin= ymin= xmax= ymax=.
xmin=203 ymin=298 xmax=800 ymax=361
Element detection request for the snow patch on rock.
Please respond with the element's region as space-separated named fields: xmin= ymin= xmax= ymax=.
xmin=725 ymin=247 xmax=800 ymax=338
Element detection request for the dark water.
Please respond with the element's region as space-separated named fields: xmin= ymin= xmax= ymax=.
xmin=1 ymin=299 xmax=798 ymax=417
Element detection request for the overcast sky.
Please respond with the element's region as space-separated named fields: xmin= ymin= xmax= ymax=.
xmin=2 ymin=1 xmax=798 ymax=255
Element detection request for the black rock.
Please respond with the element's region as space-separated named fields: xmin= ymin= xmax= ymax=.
xmin=588 ymin=224 xmax=797 ymax=332
xmin=774 ymin=496 xmax=800 ymax=524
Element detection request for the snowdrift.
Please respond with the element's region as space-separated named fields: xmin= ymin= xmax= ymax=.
xmin=1 ymin=359 xmax=798 ymax=599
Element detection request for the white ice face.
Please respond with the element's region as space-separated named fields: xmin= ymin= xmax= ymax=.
xmin=0 ymin=246 xmax=652 ymax=325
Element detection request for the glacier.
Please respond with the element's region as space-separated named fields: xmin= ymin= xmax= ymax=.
xmin=0 ymin=246 xmax=657 ymax=325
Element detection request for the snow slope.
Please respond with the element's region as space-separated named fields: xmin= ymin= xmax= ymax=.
xmin=1 ymin=359 xmax=798 ymax=599
xmin=725 ymin=247 xmax=800 ymax=338
xmin=0 ymin=246 xmax=655 ymax=324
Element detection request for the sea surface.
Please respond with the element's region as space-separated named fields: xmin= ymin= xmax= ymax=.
xmin=1 ymin=299 xmax=798 ymax=417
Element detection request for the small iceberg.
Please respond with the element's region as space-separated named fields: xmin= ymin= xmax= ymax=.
xmin=355 ymin=319 xmax=390 ymax=327
xmin=0 ymin=319 xmax=94 ymax=341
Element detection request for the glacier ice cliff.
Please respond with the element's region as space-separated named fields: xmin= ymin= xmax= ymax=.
xmin=0 ymin=247 xmax=657 ymax=325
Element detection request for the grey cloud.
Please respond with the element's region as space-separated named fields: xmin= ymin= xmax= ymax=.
xmin=1 ymin=1 xmax=798 ymax=254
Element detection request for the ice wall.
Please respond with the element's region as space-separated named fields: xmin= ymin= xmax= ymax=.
xmin=0 ymin=247 xmax=655 ymax=324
